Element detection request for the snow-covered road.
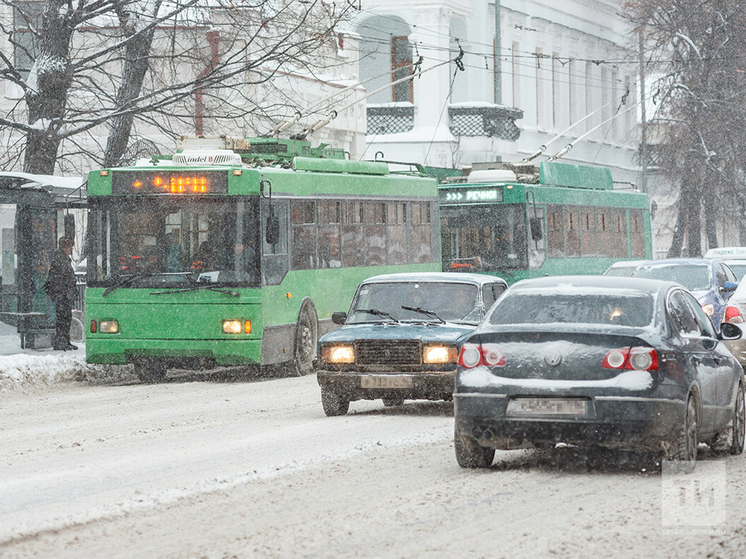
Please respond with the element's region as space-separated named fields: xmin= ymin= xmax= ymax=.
xmin=2 ymin=368 xmax=746 ymax=558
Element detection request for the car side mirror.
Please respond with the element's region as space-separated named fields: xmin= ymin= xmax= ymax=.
xmin=331 ymin=312 xmax=347 ymax=325
xmin=722 ymin=281 xmax=738 ymax=293
xmin=720 ymin=321 xmax=742 ymax=340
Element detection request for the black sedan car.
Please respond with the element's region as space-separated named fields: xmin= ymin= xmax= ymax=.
xmin=454 ymin=276 xmax=745 ymax=470
xmin=316 ymin=272 xmax=508 ymax=416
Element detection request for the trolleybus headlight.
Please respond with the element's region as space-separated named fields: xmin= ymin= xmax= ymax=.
xmin=423 ymin=344 xmax=458 ymax=364
xmin=222 ymin=320 xmax=242 ymax=334
xmin=99 ymin=320 xmax=119 ymax=333
xmin=321 ymin=344 xmax=355 ymax=364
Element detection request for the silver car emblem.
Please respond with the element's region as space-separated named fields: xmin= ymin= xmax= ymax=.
xmin=544 ymin=352 xmax=562 ymax=367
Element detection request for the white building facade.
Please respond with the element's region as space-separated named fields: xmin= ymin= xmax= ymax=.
xmin=355 ymin=0 xmax=642 ymax=188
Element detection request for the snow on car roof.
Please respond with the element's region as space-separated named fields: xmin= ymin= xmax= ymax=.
xmin=359 ymin=272 xmax=505 ymax=286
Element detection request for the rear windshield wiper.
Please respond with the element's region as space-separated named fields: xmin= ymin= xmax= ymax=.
xmin=150 ymin=283 xmax=240 ymax=297
xmin=354 ymin=308 xmax=400 ymax=323
xmin=401 ymin=306 xmax=445 ymax=323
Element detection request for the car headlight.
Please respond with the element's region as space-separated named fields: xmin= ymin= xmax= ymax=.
xmin=701 ymin=304 xmax=715 ymax=316
xmin=99 ymin=320 xmax=119 ymax=333
xmin=321 ymin=344 xmax=355 ymax=364
xmin=423 ymin=344 xmax=458 ymax=364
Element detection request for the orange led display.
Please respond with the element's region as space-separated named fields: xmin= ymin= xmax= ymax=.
xmin=114 ymin=171 xmax=228 ymax=194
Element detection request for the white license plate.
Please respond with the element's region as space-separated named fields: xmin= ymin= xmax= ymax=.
xmin=360 ymin=375 xmax=413 ymax=389
xmin=507 ymin=397 xmax=587 ymax=416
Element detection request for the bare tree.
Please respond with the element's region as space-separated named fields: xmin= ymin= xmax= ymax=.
xmin=0 ymin=0 xmax=358 ymax=174
xmin=624 ymin=0 xmax=746 ymax=255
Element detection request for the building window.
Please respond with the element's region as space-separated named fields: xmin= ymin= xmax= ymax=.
xmin=13 ymin=1 xmax=44 ymax=80
xmin=392 ymin=36 xmax=413 ymax=103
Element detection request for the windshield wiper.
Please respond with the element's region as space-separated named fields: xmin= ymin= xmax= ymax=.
xmin=102 ymin=272 xmax=193 ymax=297
xmin=354 ymin=308 xmax=400 ymax=323
xmin=103 ymin=273 xmax=158 ymax=297
xmin=150 ymin=284 xmax=240 ymax=297
xmin=401 ymin=306 xmax=445 ymax=323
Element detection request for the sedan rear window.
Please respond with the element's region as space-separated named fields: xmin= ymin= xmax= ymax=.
xmin=632 ymin=264 xmax=711 ymax=291
xmin=489 ymin=292 xmax=655 ymax=327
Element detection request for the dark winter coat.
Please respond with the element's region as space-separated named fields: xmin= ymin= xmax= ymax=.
xmin=45 ymin=249 xmax=77 ymax=303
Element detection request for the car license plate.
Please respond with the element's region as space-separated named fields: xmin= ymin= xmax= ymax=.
xmin=507 ymin=397 xmax=587 ymax=416
xmin=360 ymin=375 xmax=413 ymax=389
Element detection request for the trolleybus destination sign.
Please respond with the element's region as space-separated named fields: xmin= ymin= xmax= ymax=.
xmin=439 ymin=187 xmax=503 ymax=204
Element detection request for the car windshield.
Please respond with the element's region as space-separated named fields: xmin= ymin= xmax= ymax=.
xmin=348 ymin=281 xmax=480 ymax=324
xmin=489 ymin=291 xmax=655 ymax=327
xmin=632 ymin=263 xmax=712 ymax=291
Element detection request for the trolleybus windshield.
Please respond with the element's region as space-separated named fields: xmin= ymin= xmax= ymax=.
xmin=87 ymin=197 xmax=260 ymax=288
xmin=440 ymin=204 xmax=528 ymax=271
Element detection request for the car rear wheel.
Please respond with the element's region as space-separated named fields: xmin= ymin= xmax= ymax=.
xmin=454 ymin=427 xmax=495 ymax=468
xmin=672 ymin=395 xmax=698 ymax=471
xmin=321 ymin=386 xmax=349 ymax=417
xmin=382 ymin=395 xmax=405 ymax=407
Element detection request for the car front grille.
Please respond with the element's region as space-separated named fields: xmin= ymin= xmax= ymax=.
xmin=354 ymin=339 xmax=421 ymax=365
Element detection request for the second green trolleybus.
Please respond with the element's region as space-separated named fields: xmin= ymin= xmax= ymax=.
xmin=84 ymin=137 xmax=440 ymax=381
xmin=439 ymin=160 xmax=652 ymax=284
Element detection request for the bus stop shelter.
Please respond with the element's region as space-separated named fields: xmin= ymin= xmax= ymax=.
xmin=0 ymin=173 xmax=85 ymax=348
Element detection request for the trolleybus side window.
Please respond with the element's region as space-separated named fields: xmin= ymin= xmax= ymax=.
xmin=565 ymin=206 xmax=581 ymax=257
xmin=291 ymin=200 xmax=316 ymax=270
xmin=365 ymin=201 xmax=386 ymax=266
xmin=597 ymin=207 xmax=613 ymax=256
xmin=262 ymin=200 xmax=289 ymax=286
xmin=547 ymin=205 xmax=564 ymax=258
xmin=581 ymin=206 xmax=597 ymax=256
xmin=613 ymin=208 xmax=628 ymax=258
xmin=318 ymin=200 xmax=341 ymax=269
xmin=411 ymin=202 xmax=432 ymax=263
xmin=342 ymin=200 xmax=364 ymax=267
xmin=387 ymin=201 xmax=407 ymax=265
xmin=630 ymin=208 xmax=645 ymax=258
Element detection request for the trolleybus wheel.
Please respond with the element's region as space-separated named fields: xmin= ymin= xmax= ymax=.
xmin=135 ymin=361 xmax=167 ymax=383
xmin=292 ymin=305 xmax=317 ymax=376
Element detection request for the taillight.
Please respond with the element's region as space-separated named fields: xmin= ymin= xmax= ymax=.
xmin=725 ymin=306 xmax=744 ymax=324
xmin=602 ymin=347 xmax=658 ymax=371
xmin=481 ymin=343 xmax=506 ymax=367
xmin=458 ymin=343 xmax=506 ymax=368
xmin=459 ymin=344 xmax=482 ymax=368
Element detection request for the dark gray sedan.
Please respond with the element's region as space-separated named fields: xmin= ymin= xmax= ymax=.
xmin=316 ymin=272 xmax=508 ymax=416
xmin=454 ymin=276 xmax=745 ymax=470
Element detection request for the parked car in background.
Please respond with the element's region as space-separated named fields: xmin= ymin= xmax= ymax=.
xmin=631 ymin=258 xmax=738 ymax=331
xmin=704 ymin=247 xmax=746 ymax=281
xmin=315 ymin=272 xmax=508 ymax=416
xmin=453 ymin=276 xmax=745 ymax=470
xmin=603 ymin=260 xmax=645 ymax=277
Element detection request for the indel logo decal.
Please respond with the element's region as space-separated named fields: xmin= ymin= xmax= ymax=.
xmin=544 ymin=352 xmax=562 ymax=367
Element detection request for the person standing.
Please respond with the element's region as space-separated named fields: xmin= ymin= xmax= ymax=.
xmin=45 ymin=236 xmax=78 ymax=351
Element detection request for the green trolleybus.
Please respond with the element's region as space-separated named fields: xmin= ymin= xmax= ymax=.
xmin=439 ymin=161 xmax=652 ymax=284
xmin=84 ymin=137 xmax=440 ymax=381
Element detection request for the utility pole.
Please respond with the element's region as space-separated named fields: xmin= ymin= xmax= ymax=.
xmin=638 ymin=29 xmax=648 ymax=193
xmin=494 ymin=1 xmax=502 ymax=105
